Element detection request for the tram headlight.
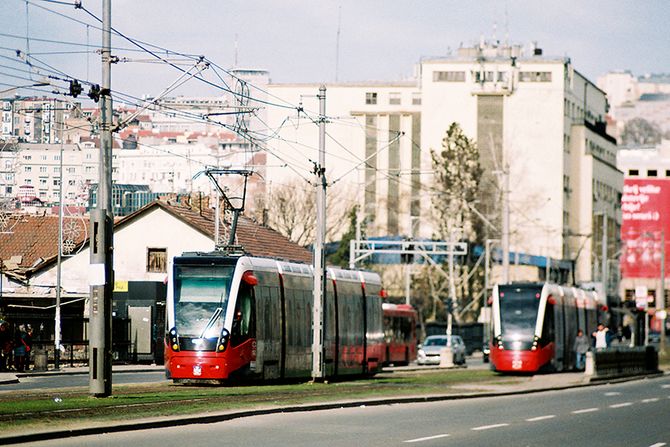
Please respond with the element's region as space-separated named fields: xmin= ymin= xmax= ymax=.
xmin=168 ymin=327 xmax=180 ymax=352
xmin=217 ymin=328 xmax=230 ymax=353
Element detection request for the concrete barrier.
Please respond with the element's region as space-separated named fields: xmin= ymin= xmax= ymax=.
xmin=590 ymin=346 xmax=659 ymax=379
xmin=439 ymin=347 xmax=454 ymax=368
xmin=32 ymin=349 xmax=48 ymax=372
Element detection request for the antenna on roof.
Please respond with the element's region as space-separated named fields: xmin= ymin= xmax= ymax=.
xmin=335 ymin=5 xmax=342 ymax=82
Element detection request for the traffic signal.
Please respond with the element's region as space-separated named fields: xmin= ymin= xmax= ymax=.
xmin=69 ymin=80 xmax=82 ymax=98
xmin=401 ymin=244 xmax=414 ymax=264
xmin=444 ymin=298 xmax=454 ymax=313
xmin=88 ymin=84 xmax=101 ymax=102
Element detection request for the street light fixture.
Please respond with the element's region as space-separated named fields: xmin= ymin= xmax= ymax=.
xmin=0 ymin=82 xmax=49 ymax=97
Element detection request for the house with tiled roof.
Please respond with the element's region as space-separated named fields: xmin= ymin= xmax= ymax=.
xmin=0 ymin=198 xmax=311 ymax=363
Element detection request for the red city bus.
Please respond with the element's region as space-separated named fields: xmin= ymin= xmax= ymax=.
xmin=382 ymin=303 xmax=418 ymax=366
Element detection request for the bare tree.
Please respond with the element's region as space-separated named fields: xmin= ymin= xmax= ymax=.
xmin=254 ymin=179 xmax=352 ymax=246
xmin=621 ymin=117 xmax=663 ymax=146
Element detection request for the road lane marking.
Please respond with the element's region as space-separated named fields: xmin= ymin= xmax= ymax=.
xmin=609 ymin=402 xmax=633 ymax=408
xmin=572 ymin=408 xmax=599 ymax=414
xmin=642 ymin=398 xmax=659 ymax=403
xmin=471 ymin=423 xmax=509 ymax=431
xmin=404 ymin=434 xmax=450 ymax=443
xmin=604 ymin=392 xmax=621 ymax=396
xmin=661 ymin=384 xmax=670 ymax=389
xmin=649 ymin=443 xmax=666 ymax=447
xmin=526 ymin=415 xmax=556 ymax=422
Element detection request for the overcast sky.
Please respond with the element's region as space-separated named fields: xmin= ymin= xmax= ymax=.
xmin=1 ymin=0 xmax=668 ymax=101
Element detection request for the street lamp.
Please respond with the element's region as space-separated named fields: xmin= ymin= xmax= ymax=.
xmin=0 ymin=82 xmax=49 ymax=97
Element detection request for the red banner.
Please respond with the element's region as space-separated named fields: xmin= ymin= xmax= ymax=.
xmin=620 ymin=179 xmax=670 ymax=278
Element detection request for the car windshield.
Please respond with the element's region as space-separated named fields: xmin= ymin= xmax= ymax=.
xmin=423 ymin=337 xmax=448 ymax=346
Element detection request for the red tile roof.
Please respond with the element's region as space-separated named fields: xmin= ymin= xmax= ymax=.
xmin=0 ymin=214 xmax=89 ymax=277
xmin=133 ymin=200 xmax=312 ymax=264
xmin=0 ymin=200 xmax=312 ymax=280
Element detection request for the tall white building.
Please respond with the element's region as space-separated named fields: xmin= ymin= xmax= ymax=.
xmin=265 ymin=41 xmax=621 ymax=285
xmin=265 ymin=81 xmax=424 ymax=239
xmin=420 ymin=42 xmax=621 ymax=285
xmin=14 ymin=143 xmax=97 ymax=205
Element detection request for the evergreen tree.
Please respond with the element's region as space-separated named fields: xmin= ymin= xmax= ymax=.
xmin=327 ymin=205 xmax=363 ymax=268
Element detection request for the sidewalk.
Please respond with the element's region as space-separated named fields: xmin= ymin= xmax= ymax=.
xmin=0 ymin=363 xmax=164 ymax=385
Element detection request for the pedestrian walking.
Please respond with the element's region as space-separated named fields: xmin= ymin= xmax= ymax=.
xmin=592 ymin=323 xmax=610 ymax=350
xmin=573 ymin=329 xmax=590 ymax=370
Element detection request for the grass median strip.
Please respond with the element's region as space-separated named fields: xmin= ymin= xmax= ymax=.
xmin=0 ymin=369 xmax=519 ymax=434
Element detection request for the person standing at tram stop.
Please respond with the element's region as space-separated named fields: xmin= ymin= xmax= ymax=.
xmin=573 ymin=329 xmax=590 ymax=370
xmin=13 ymin=324 xmax=30 ymax=372
xmin=592 ymin=323 xmax=611 ymax=350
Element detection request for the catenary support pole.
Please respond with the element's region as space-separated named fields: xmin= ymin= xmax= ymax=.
xmin=311 ymin=86 xmax=327 ymax=380
xmin=89 ymin=0 xmax=114 ymax=397
xmin=501 ymin=164 xmax=510 ymax=284
xmin=55 ymin=140 xmax=64 ymax=370
xmin=659 ymin=231 xmax=666 ymax=357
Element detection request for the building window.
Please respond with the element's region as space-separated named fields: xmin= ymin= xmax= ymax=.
xmin=24 ymin=166 xmax=31 ymax=172
xmin=648 ymin=169 xmax=658 ymax=177
xmin=53 ymin=179 xmax=59 ymax=186
xmin=365 ymin=92 xmax=377 ymax=105
xmin=147 ymin=248 xmax=167 ymax=273
xmin=389 ymin=92 xmax=401 ymax=105
xmin=433 ymin=71 xmax=465 ymax=82
xmin=666 ymin=169 xmax=670 ymax=177
xmin=519 ymin=71 xmax=552 ymax=82
xmin=23 ymin=155 xmax=32 ymax=160
xmin=39 ymin=166 xmax=47 ymax=173
xmin=412 ymin=92 xmax=421 ymax=105
xmin=628 ymin=169 xmax=639 ymax=176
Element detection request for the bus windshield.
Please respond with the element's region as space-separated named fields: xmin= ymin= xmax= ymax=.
xmin=498 ymin=286 xmax=540 ymax=342
xmin=174 ymin=264 xmax=235 ymax=338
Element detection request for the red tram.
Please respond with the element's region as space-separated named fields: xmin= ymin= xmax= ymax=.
xmin=490 ymin=282 xmax=605 ymax=373
xmin=382 ymin=303 xmax=418 ymax=366
xmin=164 ymin=252 xmax=385 ymax=383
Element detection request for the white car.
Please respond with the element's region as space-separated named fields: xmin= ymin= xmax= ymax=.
xmin=417 ymin=335 xmax=467 ymax=365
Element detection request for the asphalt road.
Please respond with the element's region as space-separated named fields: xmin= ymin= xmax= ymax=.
xmin=16 ymin=374 xmax=670 ymax=447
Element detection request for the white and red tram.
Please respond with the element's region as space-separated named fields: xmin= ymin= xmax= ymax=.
xmin=490 ymin=282 xmax=606 ymax=373
xmin=164 ymin=251 xmax=385 ymax=383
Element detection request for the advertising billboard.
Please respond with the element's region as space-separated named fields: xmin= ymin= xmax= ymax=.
xmin=620 ymin=179 xmax=670 ymax=278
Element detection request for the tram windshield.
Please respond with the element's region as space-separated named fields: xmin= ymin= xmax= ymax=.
xmin=498 ymin=286 xmax=541 ymax=342
xmin=174 ymin=265 xmax=235 ymax=338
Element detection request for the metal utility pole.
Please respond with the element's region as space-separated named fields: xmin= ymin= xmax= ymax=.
xmin=601 ymin=212 xmax=607 ymax=290
xmin=89 ymin=0 xmax=114 ymax=397
xmin=501 ymin=164 xmax=510 ymax=283
xmin=311 ymin=85 xmax=326 ymax=380
xmin=659 ymin=231 xmax=667 ymax=357
xmin=55 ymin=140 xmax=64 ymax=370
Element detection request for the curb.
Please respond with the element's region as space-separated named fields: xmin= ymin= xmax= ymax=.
xmin=0 ymin=372 xmax=664 ymax=446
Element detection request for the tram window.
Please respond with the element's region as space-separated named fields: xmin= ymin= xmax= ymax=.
xmin=542 ymin=303 xmax=555 ymax=341
xmin=231 ymin=283 xmax=256 ymax=346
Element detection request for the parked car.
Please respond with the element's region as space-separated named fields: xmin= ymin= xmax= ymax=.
xmin=417 ymin=335 xmax=467 ymax=365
